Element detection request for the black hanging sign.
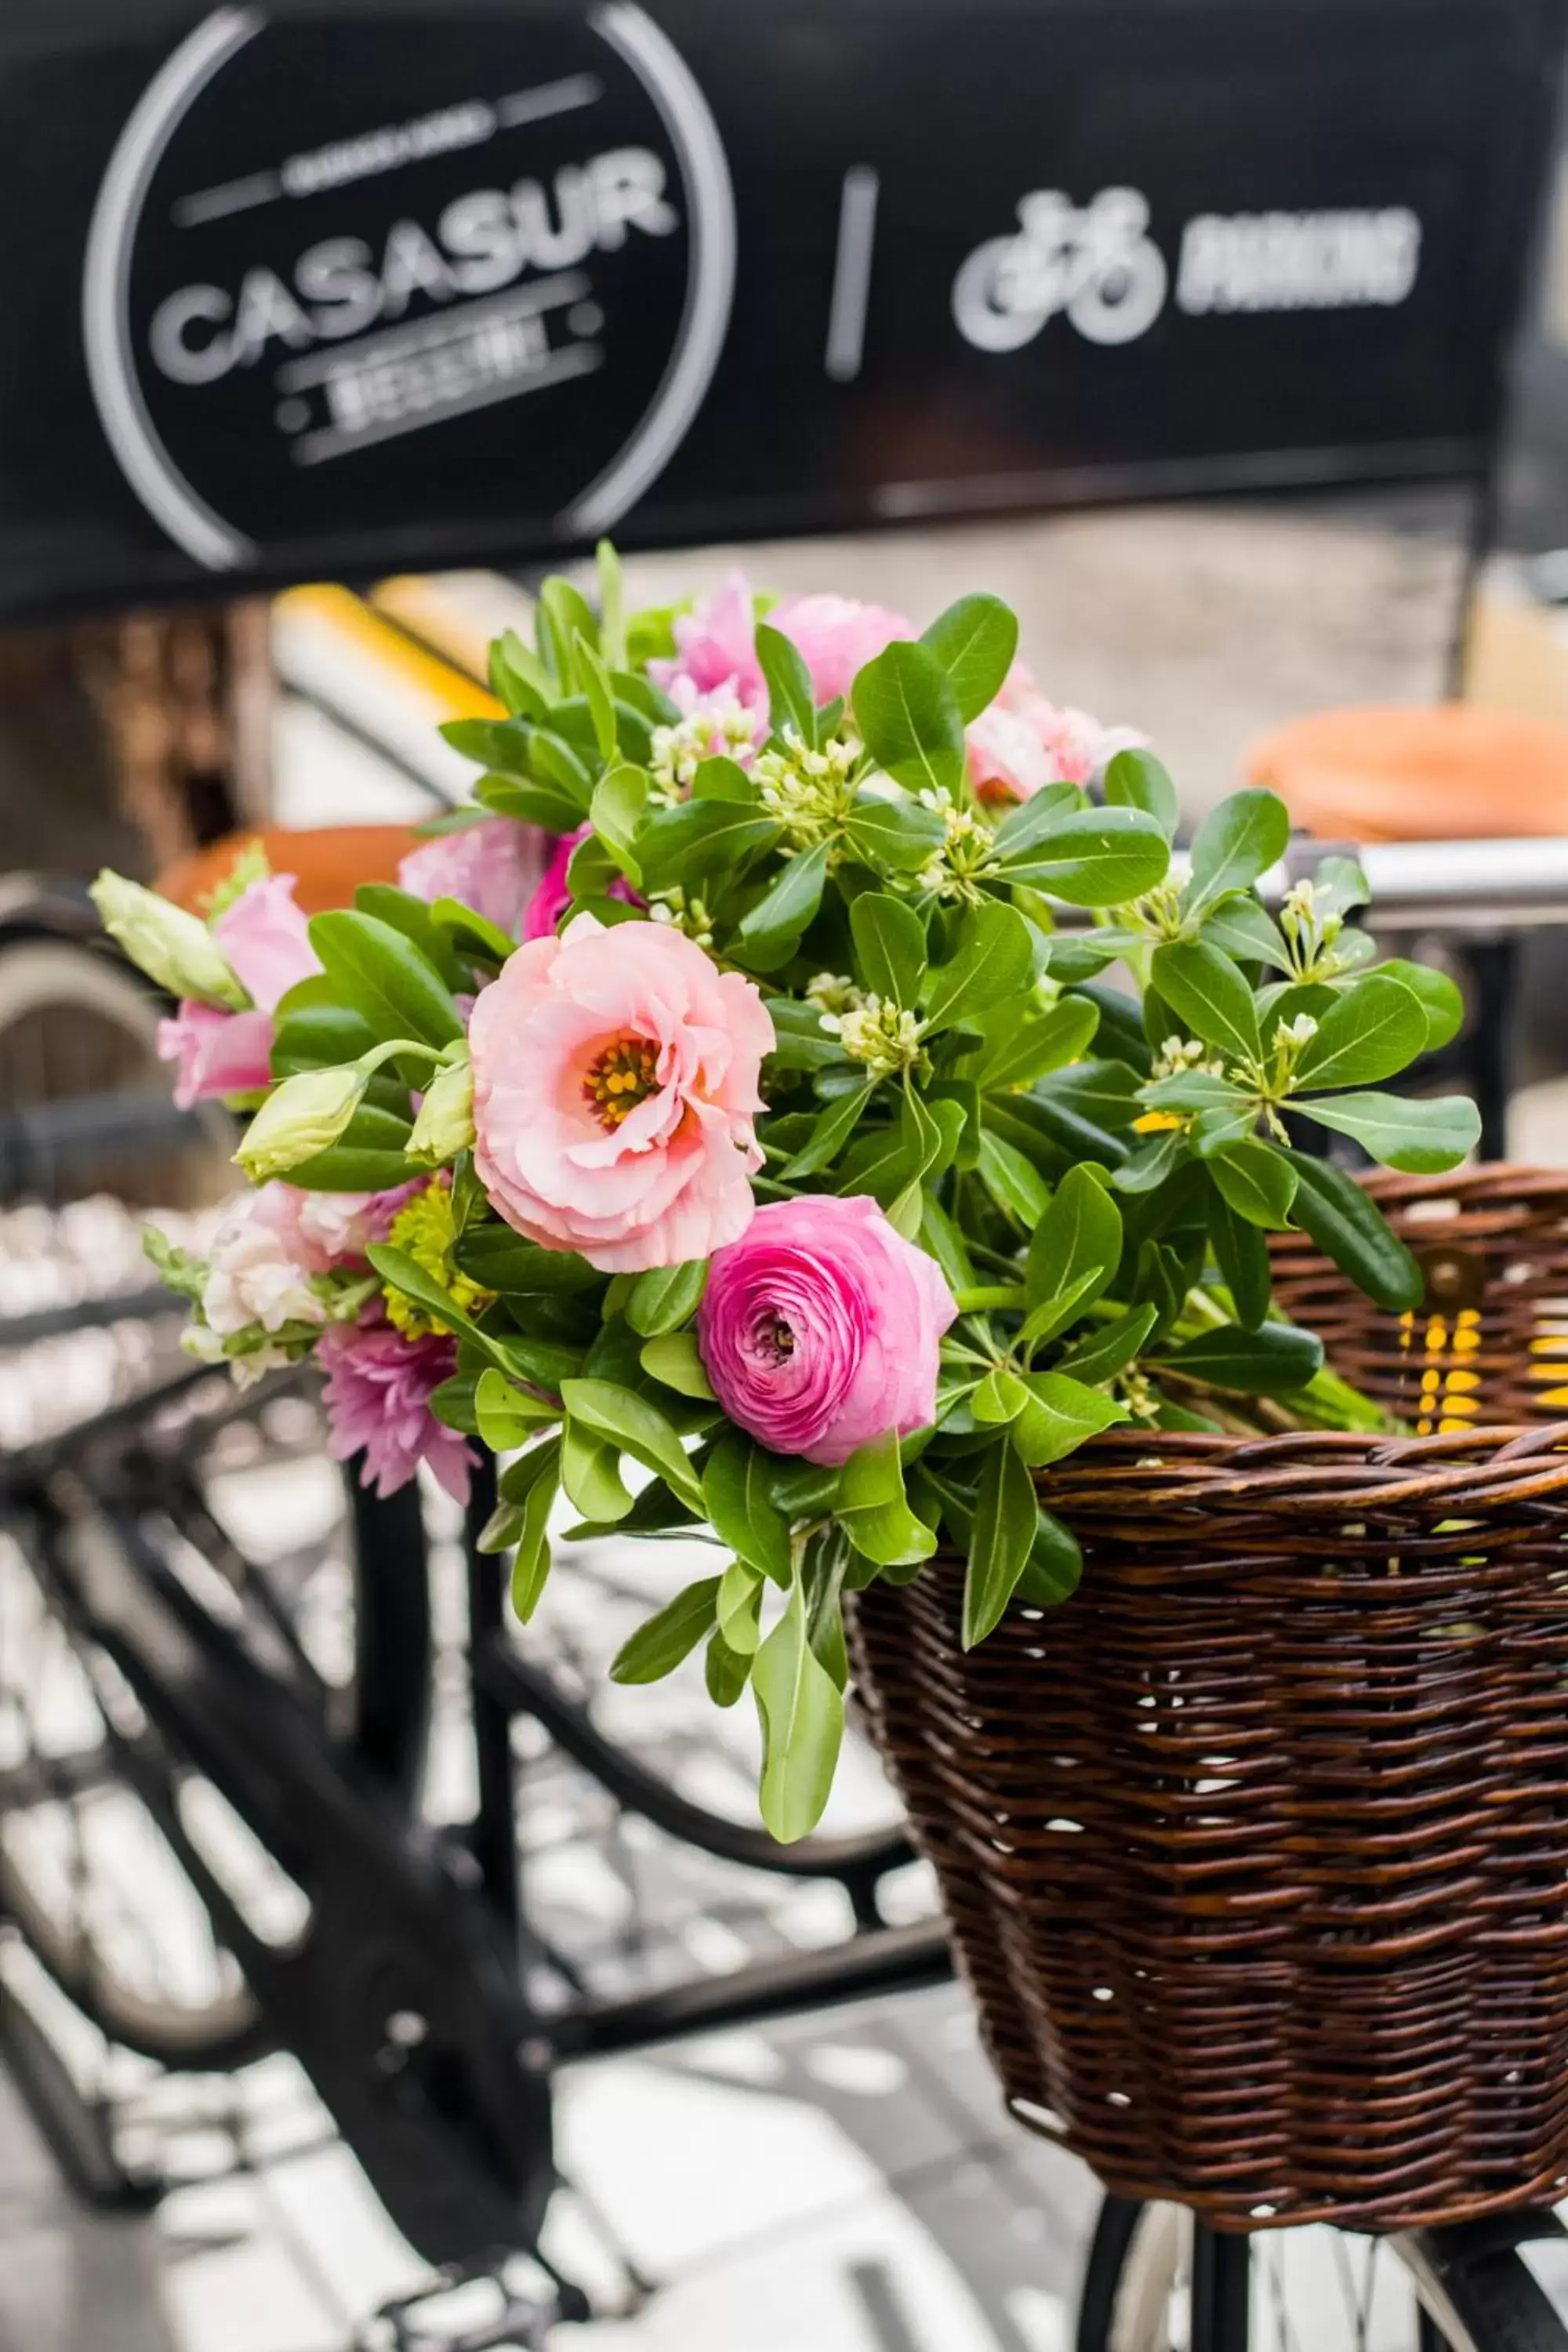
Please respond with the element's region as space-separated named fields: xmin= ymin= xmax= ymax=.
xmin=1 ymin=0 xmax=1559 ymax=619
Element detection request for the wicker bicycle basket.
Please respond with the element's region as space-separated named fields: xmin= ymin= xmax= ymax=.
xmin=848 ymin=1167 xmax=1568 ymax=2231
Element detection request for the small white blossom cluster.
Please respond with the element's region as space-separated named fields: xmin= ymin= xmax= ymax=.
xmin=914 ymin=791 xmax=993 ymax=902
xmin=805 ymin=971 xmax=862 ymax=1017
xmin=754 ymin=728 xmax=859 ymax=850
xmin=818 ymin=993 xmax=924 ymax=1077
xmin=1151 ymin=1034 xmax=1224 ymax=1080
xmin=648 ymin=691 xmax=758 ymax=801
xmin=648 ymin=887 xmax=715 ymax=949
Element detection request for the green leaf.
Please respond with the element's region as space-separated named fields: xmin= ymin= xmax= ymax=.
xmin=1025 ymin=1163 xmax=1120 ymax=1319
xmin=1208 ymin=1138 xmax=1299 ymax=1229
xmin=430 ymin=897 xmax=516 ymax=970
xmin=753 ymin=1574 xmax=844 ymax=1841
xmin=963 ymin=1440 xmax=1040 ymax=1647
xmin=704 ymin=1433 xmax=792 ymax=1584
xmin=453 ymin=1229 xmax=604 ymax=1296
xmin=475 ymin=1367 xmax=559 ymax=1450
xmin=923 ymin=899 xmax=1033 ymax=1030
xmin=308 ymin=909 xmax=463 ymax=1051
xmin=637 ymin=799 xmax=781 ymax=892
xmin=972 ymin=1367 xmax=1031 ymax=1425
xmin=596 ymin=539 xmax=626 ymax=668
xmin=713 ymin=1559 xmax=762 ymax=1655
xmin=851 ymin=639 xmax=966 ymax=796
xmin=1292 ymin=974 xmax=1428 ymax=1092
xmin=1309 ymin=853 xmax=1372 ymax=915
xmin=536 ymin=576 xmax=599 ymax=689
xmin=368 ymin=1243 xmax=515 ymax=1371
xmin=572 ymin=633 xmax=617 ymax=760
xmin=626 ymin=1259 xmax=708 ymax=1338
xmin=1207 ymin=1186 xmax=1272 ymax=1327
xmin=851 ymin=892 xmax=927 ymax=1007
xmin=1103 ymin=746 xmax=1179 ymax=841
xmin=1150 ymin=938 xmax=1261 ymax=1063
xmin=560 ymin=1377 xmax=704 ymax=1513
xmin=1010 ymin=1371 xmax=1129 ymax=1467
xmin=1282 ymin=1149 xmax=1424 ymax=1312
xmin=561 ymin=1424 xmax=634 ymax=1523
xmin=1018 ymin=1509 xmax=1083 ymax=1607
xmin=1112 ymin=1127 xmax=1187 ymax=1194
xmin=509 ymin=1439 xmax=561 ymax=1621
xmin=270 ymin=977 xmax=378 ymax=1075
xmin=1200 ymin=896 xmax=1292 ymax=972
xmin=691 ymin=753 xmax=756 ymax=802
xmin=976 ymin=1129 xmax=1051 ymax=1226
xmin=779 ymin=1082 xmax=877 ymax=1180
xmin=1185 ymin=787 xmax=1290 ymax=913
xmin=441 ymin=715 xmax=533 ymax=772
xmin=837 ymin=1430 xmax=938 ymax=1566
xmin=610 ymin=1577 xmax=722 ymax=1683
xmin=640 ymin=1332 xmax=717 ymax=1400
xmin=1141 ymin=1069 xmax=1252 ymax=1119
xmin=1149 ymin=1319 xmax=1323 ymax=1394
xmin=286 ymin=1142 xmax=423 ymax=1192
xmin=1365 ymin=959 xmax=1463 ymax=1054
xmin=990 ymin=782 xmax=1084 ymax=860
xmin=488 ymin=630 xmax=550 ymax=720
xmin=706 ymin=1629 xmax=753 ymax=1708
xmin=353 ymin=884 xmax=466 ymax=990
xmin=839 ymin=792 xmax=946 ymax=873
xmin=999 ymin=807 xmax=1170 ymax=906
xmin=733 ymin=840 xmax=831 ymax=969
xmin=1056 ymin=1303 xmax=1159 ymax=1385
xmin=474 ymin=771 xmax=587 ymax=832
xmin=755 ymin=621 xmax=818 ymax=747
xmin=428 ymin=1372 xmax=482 ymax=1436
xmin=919 ymin=593 xmax=1018 ymax=723
xmin=969 ymin=996 xmax=1099 ymax=1093
xmin=590 ymin=763 xmax=648 ymax=884
xmin=1298 ymin=1091 xmax=1480 ymax=1174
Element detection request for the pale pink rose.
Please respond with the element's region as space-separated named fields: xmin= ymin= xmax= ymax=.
xmin=968 ymin=660 xmax=1146 ymax=804
xmin=469 ymin=912 xmax=774 ymax=1274
xmin=158 ymin=1002 xmax=276 ymax=1108
xmin=651 ymin=570 xmax=768 ymax=713
xmin=768 ymin=593 xmax=913 ymax=706
xmin=290 ymin=1181 xmax=420 ymax=1265
xmin=698 ymin=1195 xmax=957 ymax=1466
xmin=213 ymin=874 xmax=320 ymax=1014
xmin=522 ymin=825 xmax=642 ymax=942
xmin=398 ymin=816 xmax=550 ymax=938
xmin=318 ymin=1317 xmax=477 ymax=1501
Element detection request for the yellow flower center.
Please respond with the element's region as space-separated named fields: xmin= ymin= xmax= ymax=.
xmin=381 ymin=1181 xmax=494 ymax=1339
xmin=583 ymin=1034 xmax=660 ymax=1130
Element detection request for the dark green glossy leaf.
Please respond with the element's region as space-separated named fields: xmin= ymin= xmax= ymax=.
xmin=1150 ymin=938 xmax=1261 ymax=1063
xmin=308 ymin=909 xmax=463 ymax=1051
xmin=755 ymin=621 xmax=818 ymax=747
xmin=851 ymin=639 xmax=966 ymax=796
xmin=1103 ymin=746 xmax=1179 ymax=840
xmin=1298 ymin=1090 xmax=1479 ymax=1173
xmin=1293 ymin=974 xmax=1428 ymax=1092
xmin=610 ymin=1576 xmax=722 ymax=1683
xmin=1208 ymin=1138 xmax=1299 ymax=1229
xmin=1282 ymin=1149 xmax=1424 ymax=1311
xmin=920 ymin=593 xmax=1018 ymax=722
xmin=851 ymin=891 xmax=927 ymax=1007
xmin=1149 ymin=1319 xmax=1323 ymax=1394
xmin=1185 ymin=787 xmax=1290 ymax=913
xmin=963 ymin=1440 xmax=1040 ymax=1646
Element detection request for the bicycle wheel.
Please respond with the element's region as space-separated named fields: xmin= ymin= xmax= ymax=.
xmin=0 ymin=1372 xmax=430 ymax=2070
xmin=1076 ymin=2193 xmax=1568 ymax=2352
xmin=0 ymin=907 xmax=234 ymax=1211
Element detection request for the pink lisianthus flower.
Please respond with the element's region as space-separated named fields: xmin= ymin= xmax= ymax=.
xmin=698 ymin=1195 xmax=958 ymax=1466
xmin=651 ymin=570 xmax=769 ymax=714
xmin=158 ymin=873 xmax=321 ymax=1107
xmin=318 ymin=1317 xmax=477 ymax=1501
xmin=158 ymin=1002 xmax=277 ymax=1109
xmin=767 ymin=592 xmax=913 ymax=706
xmin=652 ymin=573 xmax=913 ymax=716
xmin=967 ymin=661 xmax=1146 ymax=804
xmin=522 ymin=825 xmax=642 ymax=942
xmin=469 ymin=911 xmax=774 ymax=1274
xmin=397 ymin=816 xmax=551 ymax=938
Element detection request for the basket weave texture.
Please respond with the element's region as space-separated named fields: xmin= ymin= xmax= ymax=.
xmin=849 ymin=1170 xmax=1568 ymax=2231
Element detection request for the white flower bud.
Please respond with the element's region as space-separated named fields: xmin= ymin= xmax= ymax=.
xmin=408 ymin=1053 xmax=474 ymax=1165
xmin=90 ymin=870 xmax=247 ymax=1007
xmin=234 ymin=1065 xmax=365 ymax=1181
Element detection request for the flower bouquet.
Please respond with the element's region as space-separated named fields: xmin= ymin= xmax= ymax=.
xmin=94 ymin=548 xmax=1479 ymax=1844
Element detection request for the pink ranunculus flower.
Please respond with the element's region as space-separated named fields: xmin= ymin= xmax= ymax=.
xmin=159 ymin=872 xmax=322 ymax=1105
xmin=651 ymin=570 xmax=768 ymax=714
xmin=968 ymin=660 xmax=1146 ymax=804
xmin=469 ymin=911 xmax=774 ymax=1274
xmin=697 ymin=1195 xmax=958 ymax=1466
xmin=318 ymin=1316 xmax=477 ymax=1501
xmin=398 ymin=816 xmax=550 ymax=938
xmin=521 ymin=825 xmax=641 ymax=942
xmin=768 ymin=592 xmax=913 ymax=706
xmin=158 ymin=1002 xmax=277 ymax=1109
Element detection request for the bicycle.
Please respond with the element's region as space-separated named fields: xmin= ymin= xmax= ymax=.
xmin=951 ymin=188 xmax=1170 ymax=355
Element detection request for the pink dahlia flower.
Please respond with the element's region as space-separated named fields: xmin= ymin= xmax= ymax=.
xmin=521 ymin=824 xmax=641 ymax=942
xmin=469 ymin=911 xmax=774 ymax=1273
xmin=697 ymin=1194 xmax=958 ymax=1466
xmin=967 ymin=661 xmax=1146 ymax=804
xmin=767 ymin=592 xmax=913 ymax=706
xmin=158 ymin=872 xmax=321 ymax=1106
xmin=318 ymin=1317 xmax=477 ymax=1501
xmin=397 ymin=815 xmax=550 ymax=938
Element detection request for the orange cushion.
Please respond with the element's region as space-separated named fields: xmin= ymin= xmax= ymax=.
xmin=156 ymin=825 xmax=424 ymax=916
xmin=1245 ymin=705 xmax=1568 ymax=841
